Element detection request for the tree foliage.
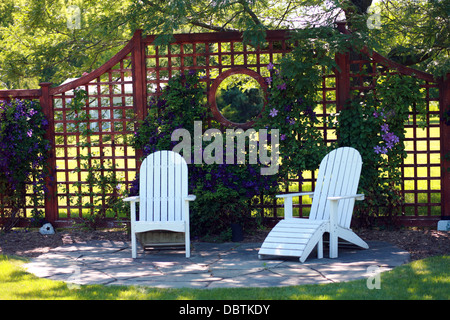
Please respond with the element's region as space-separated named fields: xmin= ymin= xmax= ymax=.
xmin=0 ymin=0 xmax=447 ymax=90
xmin=375 ymin=0 xmax=449 ymax=77
xmin=0 ymin=0 xmax=133 ymax=89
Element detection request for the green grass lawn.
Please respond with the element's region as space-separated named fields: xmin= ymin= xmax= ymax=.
xmin=1 ymin=254 xmax=448 ymax=300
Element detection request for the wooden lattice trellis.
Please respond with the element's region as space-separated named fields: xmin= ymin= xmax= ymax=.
xmin=0 ymin=27 xmax=448 ymax=227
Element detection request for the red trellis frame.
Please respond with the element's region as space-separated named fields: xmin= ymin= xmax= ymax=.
xmin=0 ymin=26 xmax=449 ymax=228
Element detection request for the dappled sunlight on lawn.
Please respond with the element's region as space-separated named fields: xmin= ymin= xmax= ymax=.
xmin=1 ymin=254 xmax=448 ymax=300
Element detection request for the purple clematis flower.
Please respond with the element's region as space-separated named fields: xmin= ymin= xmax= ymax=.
xmin=269 ymin=108 xmax=278 ymax=117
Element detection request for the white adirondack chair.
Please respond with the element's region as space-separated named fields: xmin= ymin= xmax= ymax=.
xmin=123 ymin=150 xmax=196 ymax=258
xmin=258 ymin=147 xmax=369 ymax=262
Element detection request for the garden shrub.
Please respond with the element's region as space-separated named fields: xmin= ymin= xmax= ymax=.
xmin=254 ymin=30 xmax=427 ymax=226
xmin=335 ymin=74 xmax=426 ymax=225
xmin=132 ymin=71 xmax=278 ymax=240
xmin=0 ymin=99 xmax=50 ymax=231
xmin=253 ymin=28 xmax=358 ymax=189
xmin=253 ymin=55 xmax=331 ymax=187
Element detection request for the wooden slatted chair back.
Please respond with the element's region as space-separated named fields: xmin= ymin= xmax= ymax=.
xmin=309 ymin=147 xmax=362 ymax=229
xmin=138 ymin=150 xmax=188 ymax=222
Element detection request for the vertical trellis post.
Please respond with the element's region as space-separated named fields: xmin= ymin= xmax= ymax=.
xmin=40 ymin=82 xmax=58 ymax=223
xmin=335 ymin=22 xmax=351 ymax=113
xmin=131 ymin=29 xmax=146 ymax=163
xmin=439 ymin=74 xmax=450 ymax=219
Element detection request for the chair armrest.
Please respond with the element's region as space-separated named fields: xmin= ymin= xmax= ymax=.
xmin=328 ymin=194 xmax=364 ymax=233
xmin=327 ymin=194 xmax=364 ymax=201
xmin=123 ymin=196 xmax=140 ymax=202
xmin=185 ymin=195 xmax=196 ymax=201
xmin=276 ymin=192 xmax=314 ymax=199
xmin=124 ymin=196 xmax=140 ymax=224
xmin=276 ymin=192 xmax=314 ymax=220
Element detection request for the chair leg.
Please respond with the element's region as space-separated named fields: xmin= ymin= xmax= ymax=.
xmin=131 ymin=232 xmax=137 ymax=259
xmin=329 ymin=231 xmax=338 ymax=258
xmin=317 ymin=237 xmax=323 ymax=259
xmin=336 ymin=226 xmax=369 ymax=249
xmin=185 ymin=232 xmax=191 ymax=258
xmin=130 ymin=201 xmax=137 ymax=259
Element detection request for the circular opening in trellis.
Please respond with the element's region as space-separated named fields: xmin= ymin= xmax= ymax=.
xmin=209 ymin=68 xmax=267 ymax=128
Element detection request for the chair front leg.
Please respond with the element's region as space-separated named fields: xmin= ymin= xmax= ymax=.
xmin=329 ymin=199 xmax=339 ymax=259
xmin=130 ymin=200 xmax=137 ymax=259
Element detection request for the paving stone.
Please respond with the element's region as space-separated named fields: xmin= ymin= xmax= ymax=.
xmin=25 ymin=240 xmax=410 ymax=289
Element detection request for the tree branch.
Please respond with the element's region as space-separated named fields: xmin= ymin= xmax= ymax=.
xmin=238 ymin=0 xmax=265 ymax=27
xmin=277 ymin=1 xmax=293 ymax=28
xmin=220 ymin=10 xmax=243 ymax=31
xmin=188 ymin=19 xmax=236 ymax=32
